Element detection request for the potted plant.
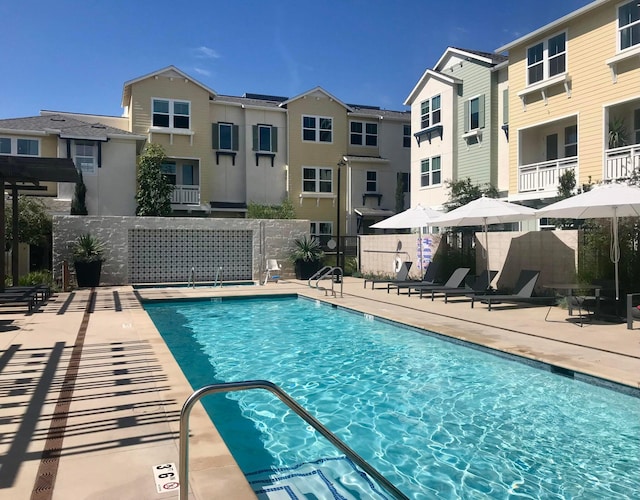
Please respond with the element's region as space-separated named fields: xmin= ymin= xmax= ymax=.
xmin=290 ymin=235 xmax=324 ymax=279
xmin=72 ymin=233 xmax=105 ymax=287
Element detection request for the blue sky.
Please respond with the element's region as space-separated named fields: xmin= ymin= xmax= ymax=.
xmin=1 ymin=0 xmax=591 ymax=118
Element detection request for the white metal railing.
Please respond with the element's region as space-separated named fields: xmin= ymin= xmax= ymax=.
xmin=605 ymin=144 xmax=640 ymax=180
xmin=170 ymin=184 xmax=200 ymax=205
xmin=518 ymin=157 xmax=578 ymax=193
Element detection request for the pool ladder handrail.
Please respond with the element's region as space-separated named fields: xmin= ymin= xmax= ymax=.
xmin=179 ymin=380 xmax=408 ymax=500
xmin=188 ymin=267 xmax=195 ymax=288
xmin=213 ymin=266 xmax=223 ymax=287
xmin=308 ymin=266 xmax=343 ymax=297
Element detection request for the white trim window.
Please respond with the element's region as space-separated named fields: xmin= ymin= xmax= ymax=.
xmin=253 ymin=124 xmax=278 ymax=152
xmin=75 ymin=140 xmax=97 ymax=175
xmin=310 ymin=221 xmax=333 ymax=245
xmin=366 ymin=171 xmax=377 ymax=192
xmin=302 ymin=115 xmax=332 ymax=143
xmin=526 ymin=32 xmax=566 ymax=85
xmin=564 ymin=125 xmax=578 ymax=157
xmin=464 ymin=95 xmax=485 ymax=132
xmin=0 ymin=137 xmax=40 ymax=156
xmin=152 ymin=98 xmax=190 ymax=129
xmin=160 ymin=161 xmax=177 ymax=185
xmin=420 ymin=95 xmax=441 ymax=129
xmin=420 ymin=156 xmax=441 ymax=187
xmin=403 ymin=124 xmax=411 ymax=147
xmin=350 ymin=121 xmax=378 ymax=146
xmin=302 ymin=167 xmax=332 ymax=193
xmin=618 ymin=1 xmax=640 ymax=51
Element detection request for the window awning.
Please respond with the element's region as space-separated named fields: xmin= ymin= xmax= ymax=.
xmin=354 ymin=207 xmax=395 ymax=218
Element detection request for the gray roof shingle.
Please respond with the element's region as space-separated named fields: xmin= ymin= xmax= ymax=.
xmin=0 ymin=114 xmax=138 ymax=140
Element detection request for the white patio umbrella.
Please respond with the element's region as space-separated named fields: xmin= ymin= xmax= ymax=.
xmin=435 ymin=196 xmax=538 ymax=287
xmin=371 ymin=204 xmax=443 ymax=271
xmin=536 ymin=183 xmax=640 ymax=300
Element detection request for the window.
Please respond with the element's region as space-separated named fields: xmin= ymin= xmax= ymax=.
xmin=527 ymin=32 xmax=566 ymax=85
xmin=619 ymin=1 xmax=640 ymax=51
xmin=420 ymin=95 xmax=441 ymax=129
xmin=546 ymin=134 xmax=558 ymax=161
xmin=0 ymin=137 xmax=40 ymax=156
xmin=182 ymin=164 xmax=195 ymax=185
xmin=212 ymin=122 xmax=239 ymax=151
xmin=0 ymin=138 xmax=10 ymax=154
xmin=635 ymin=109 xmax=640 ymax=144
xmin=403 ymin=124 xmax=411 ymax=147
xmin=302 ymin=115 xmax=332 ymax=143
xmin=564 ymin=125 xmax=577 ymax=157
xmin=160 ymin=161 xmax=177 ymax=185
xmin=252 ymin=124 xmax=278 ymax=152
xmin=303 ymin=167 xmax=332 ymax=193
xmin=75 ymin=140 xmax=96 ymax=174
xmin=152 ymin=99 xmax=190 ymax=129
xmin=350 ymin=121 xmax=378 ymax=146
xmin=310 ymin=222 xmax=333 ymax=246
xmin=366 ymin=171 xmax=377 ymax=192
xmin=17 ymin=138 xmax=39 ymax=156
xmin=420 ymin=156 xmax=441 ymax=187
xmin=464 ymin=95 xmax=485 ymax=132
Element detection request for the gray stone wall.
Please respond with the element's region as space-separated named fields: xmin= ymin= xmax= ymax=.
xmin=53 ymin=216 xmax=308 ymax=285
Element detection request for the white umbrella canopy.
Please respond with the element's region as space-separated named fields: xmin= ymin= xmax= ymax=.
xmin=435 ymin=196 xmax=538 ymax=287
xmin=370 ymin=204 xmax=443 ymax=229
xmin=536 ymin=183 xmax=640 ymax=300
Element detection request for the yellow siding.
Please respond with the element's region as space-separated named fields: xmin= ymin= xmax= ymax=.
xmin=287 ymin=93 xmax=348 ymax=227
xmin=508 ymin=0 xmax=640 ymax=192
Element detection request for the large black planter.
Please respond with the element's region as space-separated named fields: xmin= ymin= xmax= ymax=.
xmin=74 ymin=260 xmax=103 ymax=287
xmin=295 ymin=260 xmax=321 ymax=280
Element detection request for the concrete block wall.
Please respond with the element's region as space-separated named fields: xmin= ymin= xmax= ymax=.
xmin=53 ymin=216 xmax=308 ymax=285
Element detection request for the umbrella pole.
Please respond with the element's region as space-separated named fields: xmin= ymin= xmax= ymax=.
xmin=484 ymin=220 xmax=490 ymax=290
xmin=611 ymin=213 xmax=620 ymax=301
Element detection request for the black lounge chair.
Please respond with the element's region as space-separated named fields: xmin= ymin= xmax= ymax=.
xmin=470 ymin=270 xmax=555 ymax=311
xmin=423 ymin=270 xmax=498 ymax=301
xmin=364 ymin=261 xmax=412 ymax=289
xmin=386 ymin=260 xmax=441 ymax=294
xmin=405 ymin=267 xmax=470 ymax=297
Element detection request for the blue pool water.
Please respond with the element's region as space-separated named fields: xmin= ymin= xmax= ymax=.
xmin=145 ymin=296 xmax=640 ymax=499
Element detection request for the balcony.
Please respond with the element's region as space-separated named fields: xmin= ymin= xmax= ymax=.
xmin=171 ymin=184 xmax=200 ymax=205
xmin=605 ymin=145 xmax=640 ymax=181
xmin=518 ymin=156 xmax=577 ymax=194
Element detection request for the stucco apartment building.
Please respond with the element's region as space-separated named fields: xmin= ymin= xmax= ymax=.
xmin=499 ymin=0 xmax=640 ymax=206
xmin=0 ymin=66 xmax=410 ymax=243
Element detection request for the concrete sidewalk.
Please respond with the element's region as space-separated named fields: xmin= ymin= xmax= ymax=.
xmin=0 ymin=278 xmax=637 ymax=499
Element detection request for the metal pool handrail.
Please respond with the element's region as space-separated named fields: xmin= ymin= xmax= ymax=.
xmin=179 ymin=380 xmax=408 ymax=500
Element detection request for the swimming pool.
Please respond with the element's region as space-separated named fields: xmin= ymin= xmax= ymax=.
xmin=146 ymin=296 xmax=640 ymax=499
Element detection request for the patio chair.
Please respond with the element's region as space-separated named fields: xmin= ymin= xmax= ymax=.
xmin=627 ymin=293 xmax=640 ymax=330
xmin=405 ymin=267 xmax=471 ymax=297
xmin=385 ymin=260 xmax=441 ymax=293
xmin=424 ymin=270 xmax=498 ymax=302
xmin=364 ymin=261 xmax=412 ymax=289
xmin=264 ymin=259 xmax=282 ymax=284
xmin=470 ymin=270 xmax=555 ymax=311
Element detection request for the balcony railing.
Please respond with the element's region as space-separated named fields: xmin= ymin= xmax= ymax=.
xmin=171 ymin=184 xmax=200 ymax=205
xmin=518 ymin=157 xmax=577 ymax=193
xmin=605 ymin=144 xmax=640 ymax=180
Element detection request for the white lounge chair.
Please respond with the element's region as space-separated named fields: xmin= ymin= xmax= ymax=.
xmin=264 ymin=259 xmax=282 ymax=284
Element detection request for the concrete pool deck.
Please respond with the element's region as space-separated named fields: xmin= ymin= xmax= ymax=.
xmin=0 ymin=278 xmax=638 ymax=499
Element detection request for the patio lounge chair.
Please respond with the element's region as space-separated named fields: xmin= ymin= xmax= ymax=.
xmin=405 ymin=267 xmax=471 ymax=297
xmin=364 ymin=261 xmax=412 ymax=289
xmin=627 ymin=293 xmax=640 ymax=330
xmin=423 ymin=270 xmax=498 ymax=301
xmin=264 ymin=259 xmax=282 ymax=284
xmin=0 ymin=287 xmax=42 ymax=313
xmin=385 ymin=260 xmax=441 ymax=293
xmin=470 ymin=270 xmax=555 ymax=311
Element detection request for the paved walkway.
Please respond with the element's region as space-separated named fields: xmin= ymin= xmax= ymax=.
xmin=0 ymin=279 xmax=638 ymax=499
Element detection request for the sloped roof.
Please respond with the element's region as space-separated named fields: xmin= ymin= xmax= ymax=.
xmin=404 ymin=69 xmax=463 ymax=105
xmin=279 ymin=87 xmax=354 ymax=111
xmin=348 ymin=106 xmax=410 ymax=121
xmin=434 ymin=46 xmax=507 ymax=71
xmin=449 ymin=47 xmax=508 ymax=65
xmin=0 ymin=156 xmax=79 ymax=184
xmin=213 ymin=94 xmax=286 ymax=109
xmin=121 ymin=65 xmax=217 ymax=108
xmin=0 ymin=114 xmax=140 ymax=141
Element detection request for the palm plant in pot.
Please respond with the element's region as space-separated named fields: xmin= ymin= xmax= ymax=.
xmin=290 ymin=235 xmax=324 ymax=279
xmin=72 ymin=233 xmax=105 ymax=287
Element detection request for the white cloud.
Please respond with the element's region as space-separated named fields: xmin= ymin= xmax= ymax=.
xmin=193 ymin=67 xmax=211 ymax=77
xmin=193 ymin=46 xmax=220 ymax=59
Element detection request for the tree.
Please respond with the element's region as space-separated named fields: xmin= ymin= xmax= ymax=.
xmin=70 ymin=171 xmax=88 ymax=215
xmin=443 ymin=177 xmax=498 ymax=212
xmin=395 ymin=174 xmax=406 ymax=214
xmin=247 ymin=199 xmax=296 ymax=219
xmin=135 ymin=143 xmax=173 ymax=216
xmin=5 ymin=196 xmax=52 ymax=249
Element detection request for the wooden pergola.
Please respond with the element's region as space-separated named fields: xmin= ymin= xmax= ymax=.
xmin=0 ymin=156 xmax=79 ymax=292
